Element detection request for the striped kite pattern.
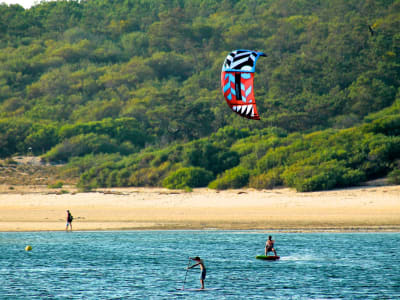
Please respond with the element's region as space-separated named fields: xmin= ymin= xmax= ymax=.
xmin=221 ymin=49 xmax=265 ymax=120
xmin=222 ymin=50 xmax=264 ymax=73
xmin=221 ymin=70 xmax=259 ymax=120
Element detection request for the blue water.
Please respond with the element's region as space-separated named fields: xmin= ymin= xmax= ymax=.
xmin=0 ymin=231 xmax=399 ymax=299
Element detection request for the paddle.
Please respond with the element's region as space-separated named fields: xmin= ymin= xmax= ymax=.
xmin=181 ymin=257 xmax=192 ymax=290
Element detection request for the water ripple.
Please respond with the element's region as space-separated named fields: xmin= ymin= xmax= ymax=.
xmin=0 ymin=231 xmax=399 ymax=299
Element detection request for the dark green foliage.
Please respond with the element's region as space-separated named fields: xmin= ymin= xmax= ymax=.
xmin=361 ymin=135 xmax=400 ymax=178
xmin=1 ymin=0 xmax=400 ymax=191
xmin=59 ymin=118 xmax=151 ymax=146
xmin=183 ymin=140 xmax=240 ymax=175
xmin=0 ymin=118 xmax=59 ymax=157
xmin=0 ymin=118 xmax=33 ymax=157
xmin=42 ymin=133 xmax=135 ymax=162
xmin=388 ymin=169 xmax=400 ymax=185
xmin=210 ymin=126 xmax=252 ymax=148
xmin=162 ymin=167 xmax=214 ymax=189
xmin=281 ymin=160 xmax=365 ymax=192
xmin=62 ymin=153 xmax=122 ymax=176
xmin=70 ymin=107 xmax=400 ymax=191
xmin=242 ymin=124 xmax=400 ymax=191
xmin=364 ymin=115 xmax=400 ymax=136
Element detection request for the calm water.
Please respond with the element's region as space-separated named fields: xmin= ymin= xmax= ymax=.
xmin=0 ymin=231 xmax=399 ymax=299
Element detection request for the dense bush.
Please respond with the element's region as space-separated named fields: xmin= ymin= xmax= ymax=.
xmin=42 ymin=133 xmax=135 ymax=162
xmin=129 ymin=161 xmax=175 ymax=187
xmin=249 ymin=168 xmax=283 ymax=190
xmin=59 ymin=117 xmax=151 ymax=146
xmin=281 ymin=160 xmax=365 ymax=192
xmin=183 ymin=141 xmax=240 ymax=175
xmin=162 ymin=167 xmax=213 ymax=189
xmin=1 ymin=0 xmax=399 ymax=191
xmin=388 ymin=169 xmax=400 ymax=185
xmin=365 ymin=115 xmax=400 ymax=136
xmin=208 ymin=166 xmax=249 ymax=190
xmin=0 ymin=118 xmax=34 ymax=157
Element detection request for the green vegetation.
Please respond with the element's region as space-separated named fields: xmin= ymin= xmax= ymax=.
xmin=48 ymin=181 xmax=64 ymax=188
xmin=209 ymin=166 xmax=250 ymax=190
xmin=388 ymin=168 xmax=400 ymax=185
xmin=162 ymin=167 xmax=213 ymax=189
xmin=0 ymin=0 xmax=399 ymax=191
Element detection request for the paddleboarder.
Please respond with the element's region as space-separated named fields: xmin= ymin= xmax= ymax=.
xmin=265 ymin=235 xmax=277 ymax=256
xmin=188 ymin=256 xmax=206 ymax=289
xmin=66 ymin=210 xmax=73 ymax=231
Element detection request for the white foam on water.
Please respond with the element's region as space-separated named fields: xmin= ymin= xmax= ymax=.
xmin=280 ymin=254 xmax=318 ymax=261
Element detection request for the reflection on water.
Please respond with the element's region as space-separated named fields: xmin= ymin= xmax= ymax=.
xmin=0 ymin=231 xmax=399 ymax=299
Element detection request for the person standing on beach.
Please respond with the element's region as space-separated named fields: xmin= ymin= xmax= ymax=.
xmin=188 ymin=256 xmax=206 ymax=289
xmin=265 ymin=235 xmax=277 ymax=256
xmin=66 ymin=210 xmax=73 ymax=231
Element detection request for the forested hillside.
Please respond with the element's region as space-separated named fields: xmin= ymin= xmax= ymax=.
xmin=1 ymin=0 xmax=399 ymax=191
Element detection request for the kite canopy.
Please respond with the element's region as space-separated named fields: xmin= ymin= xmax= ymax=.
xmin=221 ymin=49 xmax=266 ymax=120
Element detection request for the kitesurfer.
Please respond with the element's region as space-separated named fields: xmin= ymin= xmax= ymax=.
xmin=265 ymin=235 xmax=277 ymax=256
xmin=66 ymin=210 xmax=73 ymax=231
xmin=188 ymin=256 xmax=206 ymax=289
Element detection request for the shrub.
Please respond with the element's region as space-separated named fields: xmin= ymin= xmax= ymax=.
xmin=48 ymin=181 xmax=64 ymax=188
xmin=340 ymin=169 xmax=365 ymax=186
xmin=129 ymin=168 xmax=152 ymax=186
xmin=249 ymin=168 xmax=283 ymax=189
xmin=388 ymin=169 xmax=400 ymax=184
xmin=257 ymin=147 xmax=289 ymax=171
xmin=208 ymin=166 xmax=249 ymax=190
xmin=281 ymin=160 xmax=365 ymax=192
xmin=210 ymin=126 xmax=251 ymax=147
xmin=183 ymin=141 xmax=240 ymax=175
xmin=365 ymin=115 xmax=400 ymax=136
xmin=43 ymin=133 xmax=135 ymax=162
xmin=362 ymin=135 xmax=400 ymax=178
xmin=162 ymin=167 xmax=213 ymax=189
xmin=128 ymin=162 xmax=179 ymax=187
xmin=59 ymin=117 xmax=150 ymax=147
xmin=77 ymin=161 xmax=117 ymax=189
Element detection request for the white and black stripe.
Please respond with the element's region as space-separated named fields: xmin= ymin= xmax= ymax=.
xmin=223 ymin=50 xmax=258 ymax=71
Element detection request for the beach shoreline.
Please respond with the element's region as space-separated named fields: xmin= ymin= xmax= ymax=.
xmin=0 ymin=184 xmax=399 ymax=232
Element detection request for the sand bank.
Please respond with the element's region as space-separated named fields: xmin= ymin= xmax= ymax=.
xmin=0 ymin=185 xmax=399 ymax=232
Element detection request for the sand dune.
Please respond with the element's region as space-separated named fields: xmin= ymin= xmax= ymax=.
xmin=0 ymin=185 xmax=399 ymax=232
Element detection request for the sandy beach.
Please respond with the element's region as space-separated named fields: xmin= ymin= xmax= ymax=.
xmin=0 ymin=184 xmax=399 ymax=232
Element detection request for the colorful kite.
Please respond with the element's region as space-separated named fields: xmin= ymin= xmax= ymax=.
xmin=221 ymin=49 xmax=266 ymax=120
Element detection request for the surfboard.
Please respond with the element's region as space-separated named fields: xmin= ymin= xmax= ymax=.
xmin=176 ymin=288 xmax=218 ymax=291
xmin=256 ymin=255 xmax=280 ymax=260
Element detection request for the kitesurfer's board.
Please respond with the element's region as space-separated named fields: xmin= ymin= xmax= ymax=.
xmin=176 ymin=288 xmax=218 ymax=291
xmin=256 ymin=255 xmax=280 ymax=260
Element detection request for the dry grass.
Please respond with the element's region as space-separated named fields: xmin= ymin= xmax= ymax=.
xmin=0 ymin=156 xmax=77 ymax=186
